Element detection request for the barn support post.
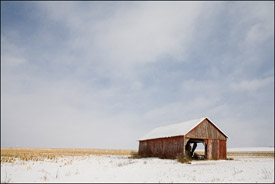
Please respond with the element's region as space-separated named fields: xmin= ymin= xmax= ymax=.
xmin=138 ymin=141 xmax=142 ymax=155
xmin=183 ymin=137 xmax=189 ymax=158
xmin=207 ymin=139 xmax=212 ymax=160
xmin=182 ymin=136 xmax=185 ymax=156
xmin=225 ymin=139 xmax=227 ymax=159
xmin=217 ymin=140 xmax=221 ymax=159
xmin=204 ymin=139 xmax=208 ymax=159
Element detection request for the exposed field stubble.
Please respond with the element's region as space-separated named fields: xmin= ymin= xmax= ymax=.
xmin=1 ymin=148 xmax=274 ymax=164
xmin=227 ymin=152 xmax=274 ymax=157
xmin=1 ymin=148 xmax=136 ymax=163
xmin=195 ymin=151 xmax=274 ymax=158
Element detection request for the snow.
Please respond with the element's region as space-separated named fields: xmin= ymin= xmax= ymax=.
xmin=139 ymin=117 xmax=205 ymax=140
xmin=139 ymin=117 xmax=228 ymax=141
xmin=1 ymin=154 xmax=274 ymax=183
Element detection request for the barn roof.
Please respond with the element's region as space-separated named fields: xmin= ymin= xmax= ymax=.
xmin=139 ymin=117 xmax=228 ymax=141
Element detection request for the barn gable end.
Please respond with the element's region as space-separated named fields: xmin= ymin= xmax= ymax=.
xmin=185 ymin=118 xmax=227 ymax=140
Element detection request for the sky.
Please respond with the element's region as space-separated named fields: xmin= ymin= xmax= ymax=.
xmin=1 ymin=1 xmax=274 ymax=149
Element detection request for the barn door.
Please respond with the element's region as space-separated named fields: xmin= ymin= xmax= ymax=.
xmin=212 ymin=140 xmax=218 ymax=160
xmin=206 ymin=139 xmax=218 ymax=160
xmin=218 ymin=140 xmax=226 ymax=159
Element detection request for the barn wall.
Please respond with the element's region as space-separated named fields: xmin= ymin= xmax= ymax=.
xmin=204 ymin=138 xmax=227 ymax=160
xmin=139 ymin=136 xmax=227 ymax=160
xmin=212 ymin=139 xmax=218 ymax=159
xmin=186 ymin=119 xmax=226 ymax=140
xmin=139 ymin=118 xmax=227 ymax=160
xmin=206 ymin=139 xmax=212 ymax=159
xmin=184 ymin=119 xmax=227 ymax=160
xmin=218 ymin=140 xmax=227 ymax=159
xmin=138 ymin=136 xmax=184 ymax=159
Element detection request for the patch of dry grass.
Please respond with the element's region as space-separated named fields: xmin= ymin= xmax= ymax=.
xmin=195 ymin=151 xmax=274 ymax=158
xmin=1 ymin=148 xmax=136 ymax=163
xmin=1 ymin=148 xmax=273 ymax=164
xmin=128 ymin=151 xmax=144 ymax=159
xmin=227 ymin=151 xmax=274 ymax=158
xmin=176 ymin=153 xmax=192 ymax=164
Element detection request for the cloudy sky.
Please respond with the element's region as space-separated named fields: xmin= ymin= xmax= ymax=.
xmin=1 ymin=1 xmax=274 ymax=149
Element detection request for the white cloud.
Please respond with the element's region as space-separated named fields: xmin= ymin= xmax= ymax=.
xmin=230 ymin=77 xmax=274 ymax=92
xmin=36 ymin=2 xmax=205 ymax=79
xmin=229 ymin=1 xmax=274 ymax=62
xmin=2 ymin=55 xmax=26 ymax=67
xmin=1 ymin=35 xmax=27 ymax=68
xmin=1 ymin=1 xmax=274 ymax=149
xmin=243 ymin=2 xmax=274 ymax=47
xmin=93 ymin=2 xmax=201 ymax=63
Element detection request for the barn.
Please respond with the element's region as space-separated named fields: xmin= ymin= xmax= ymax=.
xmin=138 ymin=117 xmax=228 ymax=160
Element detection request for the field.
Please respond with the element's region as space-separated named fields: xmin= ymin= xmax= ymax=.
xmin=1 ymin=147 xmax=274 ymax=183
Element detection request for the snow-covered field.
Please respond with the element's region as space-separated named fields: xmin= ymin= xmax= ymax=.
xmin=1 ymin=151 xmax=274 ymax=183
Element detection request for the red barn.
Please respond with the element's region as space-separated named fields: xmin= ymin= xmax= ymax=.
xmin=138 ymin=117 xmax=228 ymax=160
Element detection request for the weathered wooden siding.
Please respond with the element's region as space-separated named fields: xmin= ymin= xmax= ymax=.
xmin=218 ymin=140 xmax=227 ymax=159
xmin=186 ymin=119 xmax=226 ymax=140
xmin=212 ymin=139 xmax=218 ymax=159
xmin=206 ymin=139 xmax=212 ymax=159
xmin=197 ymin=138 xmax=226 ymax=160
xmin=138 ymin=136 xmax=184 ymax=159
xmin=139 ymin=118 xmax=227 ymax=160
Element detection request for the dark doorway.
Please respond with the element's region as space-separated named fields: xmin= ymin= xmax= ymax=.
xmin=186 ymin=139 xmax=206 ymax=160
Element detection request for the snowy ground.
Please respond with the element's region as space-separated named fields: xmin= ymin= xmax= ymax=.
xmin=1 ymin=153 xmax=274 ymax=183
